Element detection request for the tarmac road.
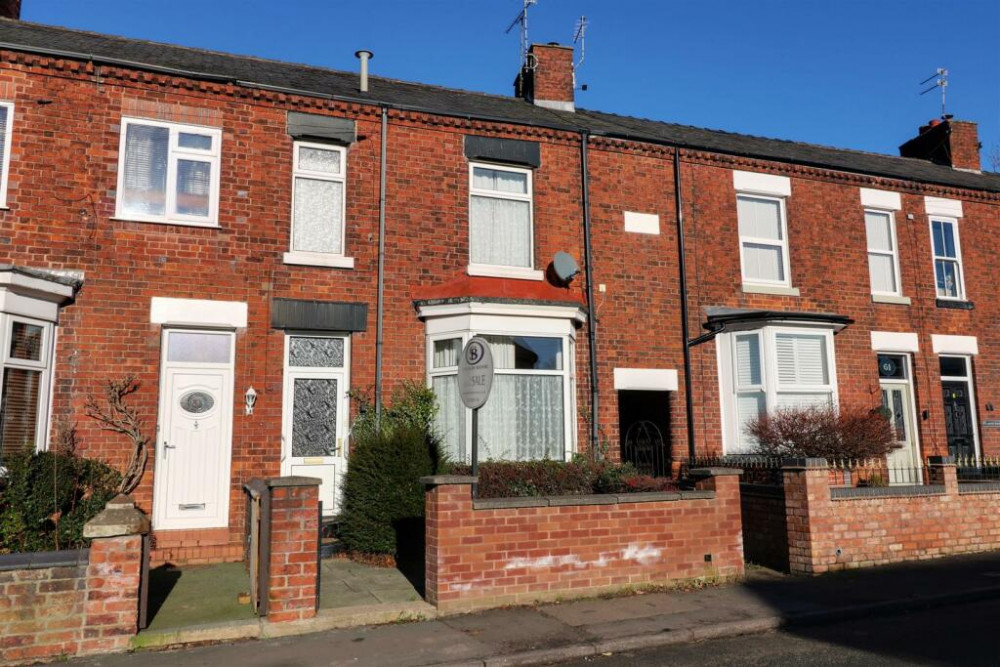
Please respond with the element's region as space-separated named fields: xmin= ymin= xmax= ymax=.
xmin=555 ymin=596 xmax=1000 ymax=666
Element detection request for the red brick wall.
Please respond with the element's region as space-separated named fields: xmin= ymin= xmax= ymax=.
xmin=0 ymin=533 xmax=144 ymax=662
xmin=266 ymin=481 xmax=319 ymax=622
xmin=782 ymin=463 xmax=1000 ymax=573
xmin=526 ymin=44 xmax=575 ymax=104
xmin=424 ymin=474 xmax=744 ymax=613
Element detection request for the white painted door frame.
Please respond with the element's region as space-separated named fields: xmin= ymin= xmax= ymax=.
xmin=879 ymin=354 xmax=923 ymax=485
xmin=153 ymin=328 xmax=236 ymax=530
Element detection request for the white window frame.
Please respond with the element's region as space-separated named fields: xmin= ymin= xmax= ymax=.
xmin=0 ymin=314 xmax=55 ymax=457
xmin=736 ymin=193 xmax=792 ymax=288
xmin=114 ymin=116 xmax=222 ymax=227
xmin=718 ymin=325 xmax=839 ymax=454
xmin=865 ymin=208 xmax=903 ymax=298
xmin=467 ymin=161 xmax=542 ymax=280
xmin=281 ymin=332 xmax=351 ymax=461
xmin=0 ymin=102 xmax=14 ymax=208
xmin=420 ymin=303 xmax=583 ymax=463
xmin=283 ymin=141 xmax=354 ymax=269
xmin=929 ymin=216 xmax=966 ymax=300
xmin=939 ymin=354 xmax=981 ymax=459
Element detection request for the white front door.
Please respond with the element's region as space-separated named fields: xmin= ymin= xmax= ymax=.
xmin=281 ymin=333 xmax=349 ymax=516
xmin=877 ymin=353 xmax=922 ymax=485
xmin=154 ymin=330 xmax=235 ymax=530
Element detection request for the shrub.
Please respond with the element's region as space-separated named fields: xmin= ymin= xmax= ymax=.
xmin=746 ymin=405 xmax=898 ymax=460
xmin=454 ymin=458 xmax=678 ymax=498
xmin=338 ymin=383 xmax=448 ymax=558
xmin=0 ymin=449 xmax=121 ymax=554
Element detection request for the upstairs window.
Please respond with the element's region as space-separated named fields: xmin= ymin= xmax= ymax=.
xmin=865 ymin=209 xmax=902 ymax=297
xmin=116 ymin=118 xmax=221 ymax=226
xmin=284 ymin=141 xmax=352 ymax=268
xmin=468 ymin=163 xmax=535 ymax=275
xmin=931 ymin=217 xmax=965 ymax=299
xmin=737 ymin=194 xmax=790 ymax=287
xmin=0 ymin=102 xmax=13 ymax=208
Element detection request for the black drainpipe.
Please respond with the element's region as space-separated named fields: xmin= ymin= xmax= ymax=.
xmin=580 ymin=131 xmax=599 ymax=452
xmin=674 ymin=148 xmax=696 ymax=461
xmin=374 ymin=105 xmax=388 ymax=423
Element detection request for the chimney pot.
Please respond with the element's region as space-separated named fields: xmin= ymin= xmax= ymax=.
xmin=354 ymin=50 xmax=373 ymax=94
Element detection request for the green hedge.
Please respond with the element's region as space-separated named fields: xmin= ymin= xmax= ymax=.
xmin=454 ymin=458 xmax=678 ymax=499
xmin=0 ymin=450 xmax=121 ymax=554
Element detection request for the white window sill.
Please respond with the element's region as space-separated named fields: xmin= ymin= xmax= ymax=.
xmin=467 ymin=264 xmax=544 ymax=281
xmin=110 ymin=217 xmax=220 ymax=229
xmin=872 ymin=294 xmax=911 ymax=306
xmin=283 ymin=252 xmax=355 ymax=269
xmin=741 ymin=283 xmax=800 ymax=297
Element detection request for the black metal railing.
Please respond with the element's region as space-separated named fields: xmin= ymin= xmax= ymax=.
xmin=828 ymin=458 xmax=931 ymax=488
xmin=954 ymin=455 xmax=1000 ymax=483
xmin=686 ymin=455 xmax=784 ymax=486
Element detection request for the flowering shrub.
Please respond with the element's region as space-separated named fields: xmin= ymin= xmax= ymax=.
xmin=746 ymin=405 xmax=898 ymax=460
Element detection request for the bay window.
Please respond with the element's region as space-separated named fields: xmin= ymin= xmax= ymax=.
xmin=719 ymin=327 xmax=838 ymax=453
xmin=420 ymin=301 xmax=583 ymax=464
xmin=0 ymin=316 xmax=53 ymax=462
xmin=115 ymin=117 xmax=221 ymax=226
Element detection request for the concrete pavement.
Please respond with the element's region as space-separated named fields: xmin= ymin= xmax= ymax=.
xmin=76 ymin=550 xmax=1000 ymax=666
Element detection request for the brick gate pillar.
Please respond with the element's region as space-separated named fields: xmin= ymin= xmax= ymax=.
xmin=421 ymin=475 xmax=477 ymax=608
xmin=80 ymin=494 xmax=150 ymax=656
xmin=265 ymin=476 xmax=321 ymax=623
xmin=928 ymin=456 xmax=958 ymax=495
xmin=782 ymin=458 xmax=831 ymax=575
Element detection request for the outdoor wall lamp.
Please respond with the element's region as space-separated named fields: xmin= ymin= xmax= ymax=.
xmin=245 ymin=386 xmax=258 ymax=416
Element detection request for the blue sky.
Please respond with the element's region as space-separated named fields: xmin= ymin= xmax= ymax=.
xmin=25 ymin=1 xmax=1000 ymax=165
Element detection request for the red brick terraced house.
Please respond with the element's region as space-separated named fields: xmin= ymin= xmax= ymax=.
xmin=0 ymin=10 xmax=997 ymax=564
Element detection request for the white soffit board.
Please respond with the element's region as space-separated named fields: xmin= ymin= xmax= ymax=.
xmin=150 ymin=297 xmax=248 ymax=328
xmin=623 ymin=211 xmax=660 ymax=235
xmin=924 ymin=196 xmax=963 ymax=218
xmin=860 ymin=188 xmax=902 ymax=211
xmin=932 ymin=334 xmax=978 ymax=355
xmin=870 ymin=331 xmax=919 ymax=353
xmin=613 ymin=368 xmax=679 ymax=391
xmin=733 ymin=170 xmax=791 ymax=197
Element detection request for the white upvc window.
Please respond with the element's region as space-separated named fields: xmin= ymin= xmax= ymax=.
xmin=865 ymin=209 xmax=903 ymax=297
xmin=0 ymin=102 xmax=14 ymax=208
xmin=737 ymin=194 xmax=791 ymax=287
xmin=421 ymin=303 xmax=582 ymax=464
xmin=468 ymin=162 xmax=540 ymax=279
xmin=930 ymin=217 xmax=966 ymax=300
xmin=115 ymin=117 xmax=221 ymax=226
xmin=283 ymin=141 xmax=353 ymax=269
xmin=719 ymin=326 xmax=838 ymax=454
xmin=0 ymin=315 xmax=54 ymax=463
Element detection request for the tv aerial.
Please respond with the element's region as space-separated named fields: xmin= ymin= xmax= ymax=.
xmin=506 ymin=0 xmax=538 ymax=70
xmin=920 ymin=68 xmax=949 ymax=118
xmin=572 ymin=15 xmax=588 ymax=91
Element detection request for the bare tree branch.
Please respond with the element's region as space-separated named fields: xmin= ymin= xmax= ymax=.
xmin=84 ymin=375 xmax=149 ymax=495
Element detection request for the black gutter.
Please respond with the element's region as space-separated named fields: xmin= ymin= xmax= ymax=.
xmin=375 ymin=105 xmax=388 ymax=422
xmin=674 ymin=149 xmax=696 ymax=462
xmin=580 ymin=131 xmax=599 ymax=452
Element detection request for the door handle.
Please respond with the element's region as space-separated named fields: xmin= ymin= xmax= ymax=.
xmin=163 ymin=441 xmax=176 ymax=458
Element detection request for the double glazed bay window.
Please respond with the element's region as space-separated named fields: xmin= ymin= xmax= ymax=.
xmin=865 ymin=209 xmax=902 ymax=296
xmin=285 ymin=142 xmax=350 ymax=267
xmin=722 ymin=327 xmax=837 ymax=453
xmin=931 ymin=218 xmax=965 ymax=299
xmin=430 ymin=334 xmax=568 ymax=463
xmin=469 ymin=163 xmax=534 ymax=272
xmin=0 ymin=317 xmax=52 ymax=462
xmin=737 ymin=194 xmax=790 ymax=286
xmin=116 ymin=118 xmax=221 ymax=225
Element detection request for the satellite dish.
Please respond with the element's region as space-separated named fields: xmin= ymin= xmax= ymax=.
xmin=551 ymin=252 xmax=580 ymax=285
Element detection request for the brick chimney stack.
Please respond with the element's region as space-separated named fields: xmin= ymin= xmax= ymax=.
xmin=899 ymin=117 xmax=981 ymax=171
xmin=514 ymin=43 xmax=575 ymax=112
xmin=0 ymin=0 xmax=20 ymax=19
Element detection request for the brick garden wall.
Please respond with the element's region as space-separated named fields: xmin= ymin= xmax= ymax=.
xmin=782 ymin=461 xmax=1000 ymax=574
xmin=423 ymin=471 xmax=744 ymax=613
xmin=739 ymin=485 xmax=789 ymax=572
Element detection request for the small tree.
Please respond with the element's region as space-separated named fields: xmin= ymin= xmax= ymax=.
xmin=746 ymin=404 xmax=898 ymax=460
xmin=84 ymin=375 xmax=149 ymax=495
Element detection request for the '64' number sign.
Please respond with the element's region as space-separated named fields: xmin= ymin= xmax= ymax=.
xmin=457 ymin=337 xmax=494 ymax=410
